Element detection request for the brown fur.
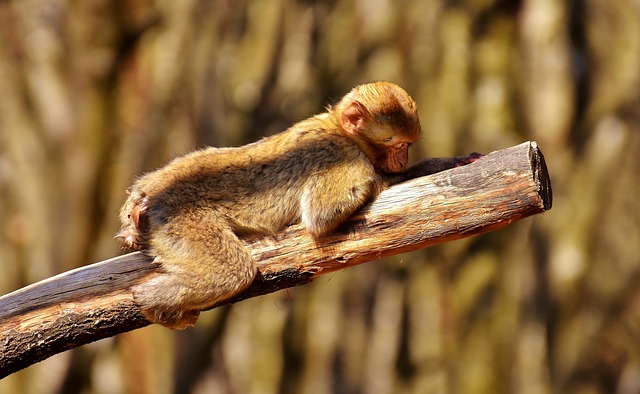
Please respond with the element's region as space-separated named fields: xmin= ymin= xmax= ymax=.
xmin=118 ymin=81 xmax=479 ymax=329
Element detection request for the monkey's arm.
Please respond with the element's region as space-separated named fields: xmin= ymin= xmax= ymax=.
xmin=300 ymin=161 xmax=381 ymax=236
xmin=0 ymin=142 xmax=551 ymax=378
xmin=386 ymin=152 xmax=483 ymax=185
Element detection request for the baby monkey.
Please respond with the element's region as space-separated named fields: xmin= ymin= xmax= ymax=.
xmin=119 ymin=81 xmax=479 ymax=329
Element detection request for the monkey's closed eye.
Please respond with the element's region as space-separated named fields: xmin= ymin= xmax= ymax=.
xmin=393 ymin=142 xmax=407 ymax=149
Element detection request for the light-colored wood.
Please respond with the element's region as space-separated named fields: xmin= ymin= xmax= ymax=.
xmin=0 ymin=141 xmax=551 ymax=378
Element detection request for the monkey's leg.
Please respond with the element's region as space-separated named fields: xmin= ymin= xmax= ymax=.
xmin=133 ymin=212 xmax=257 ymax=330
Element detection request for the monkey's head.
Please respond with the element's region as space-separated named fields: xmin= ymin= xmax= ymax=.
xmin=334 ymin=82 xmax=422 ymax=173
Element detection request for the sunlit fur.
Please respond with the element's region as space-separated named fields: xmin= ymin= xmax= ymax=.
xmin=118 ymin=81 xmax=477 ymax=329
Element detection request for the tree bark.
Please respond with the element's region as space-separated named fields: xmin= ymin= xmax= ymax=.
xmin=0 ymin=141 xmax=551 ymax=378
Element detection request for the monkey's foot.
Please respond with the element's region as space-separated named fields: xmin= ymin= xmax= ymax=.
xmin=117 ymin=191 xmax=150 ymax=251
xmin=132 ymin=273 xmax=205 ymax=330
xmin=144 ymin=308 xmax=200 ymax=330
xmin=133 ymin=288 xmax=201 ymax=330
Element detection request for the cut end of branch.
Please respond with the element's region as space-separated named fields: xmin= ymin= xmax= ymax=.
xmin=529 ymin=141 xmax=553 ymax=211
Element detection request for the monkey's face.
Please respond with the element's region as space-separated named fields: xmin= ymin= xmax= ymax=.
xmin=337 ymin=82 xmax=421 ymax=173
xmin=362 ymin=113 xmax=421 ymax=173
xmin=339 ymin=105 xmax=420 ymax=173
xmin=369 ymin=132 xmax=417 ymax=173
xmin=380 ymin=141 xmax=411 ymax=173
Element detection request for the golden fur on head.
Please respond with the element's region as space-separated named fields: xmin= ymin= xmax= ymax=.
xmin=333 ymin=82 xmax=421 ymax=138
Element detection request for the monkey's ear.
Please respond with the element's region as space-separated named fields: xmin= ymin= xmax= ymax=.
xmin=340 ymin=101 xmax=370 ymax=136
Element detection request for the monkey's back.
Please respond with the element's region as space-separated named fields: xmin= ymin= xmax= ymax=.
xmin=127 ymin=118 xmax=375 ymax=238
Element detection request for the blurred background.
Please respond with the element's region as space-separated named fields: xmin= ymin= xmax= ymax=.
xmin=0 ymin=0 xmax=639 ymax=393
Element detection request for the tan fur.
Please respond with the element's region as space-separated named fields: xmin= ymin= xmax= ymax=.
xmin=118 ymin=81 xmax=478 ymax=329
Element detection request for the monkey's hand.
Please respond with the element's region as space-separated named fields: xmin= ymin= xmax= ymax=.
xmin=387 ymin=152 xmax=484 ymax=185
xmin=454 ymin=152 xmax=483 ymax=166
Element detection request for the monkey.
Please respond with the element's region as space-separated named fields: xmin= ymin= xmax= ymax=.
xmin=118 ymin=81 xmax=480 ymax=329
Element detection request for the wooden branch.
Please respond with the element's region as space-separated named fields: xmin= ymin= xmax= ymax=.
xmin=0 ymin=141 xmax=552 ymax=378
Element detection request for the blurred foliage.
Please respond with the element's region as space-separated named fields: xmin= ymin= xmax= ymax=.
xmin=1 ymin=0 xmax=639 ymax=393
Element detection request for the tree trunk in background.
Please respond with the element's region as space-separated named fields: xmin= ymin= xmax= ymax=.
xmin=0 ymin=1 xmax=638 ymax=393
